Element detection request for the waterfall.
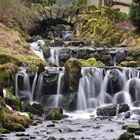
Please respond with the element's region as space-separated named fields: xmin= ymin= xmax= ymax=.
xmin=15 ymin=67 xmax=31 ymax=100
xmin=30 ymin=40 xmax=45 ymax=62
xmin=31 ymin=73 xmax=38 ymax=102
xmin=48 ymin=47 xmax=61 ymax=66
xmin=77 ymin=67 xmax=140 ymax=111
xmin=55 ymin=72 xmax=64 ymax=107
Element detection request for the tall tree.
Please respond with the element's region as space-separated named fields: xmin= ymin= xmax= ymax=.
xmin=129 ymin=0 xmax=140 ymax=34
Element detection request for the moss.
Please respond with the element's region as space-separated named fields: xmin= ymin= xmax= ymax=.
xmin=127 ymin=125 xmax=140 ymax=133
xmin=78 ymin=58 xmax=105 ymax=67
xmin=0 ymin=128 xmax=9 ymax=134
xmin=0 ymin=23 xmax=44 ymax=74
xmin=5 ymin=89 xmax=20 ymax=111
xmin=0 ymin=97 xmax=31 ymax=133
xmin=46 ymin=108 xmax=63 ymax=120
xmin=76 ymin=6 xmax=133 ymax=47
xmin=78 ymin=59 xmax=91 ymax=67
xmin=121 ymin=61 xmax=138 ymax=67
xmin=2 ymin=122 xmax=25 ymax=132
xmin=26 ymin=103 xmax=43 ymax=116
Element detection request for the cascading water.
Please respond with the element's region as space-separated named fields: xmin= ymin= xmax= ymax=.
xmin=55 ymin=71 xmax=64 ymax=107
xmin=48 ymin=47 xmax=61 ymax=66
xmin=30 ymin=40 xmax=45 ymax=61
xmin=77 ymin=67 xmax=140 ymax=111
xmin=15 ymin=67 xmax=31 ymax=100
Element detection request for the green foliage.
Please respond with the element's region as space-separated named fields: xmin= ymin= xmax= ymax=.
xmin=78 ymin=58 xmax=105 ymax=67
xmin=129 ymin=0 xmax=140 ymax=34
xmin=76 ymin=6 xmax=130 ymax=47
xmin=121 ymin=61 xmax=138 ymax=67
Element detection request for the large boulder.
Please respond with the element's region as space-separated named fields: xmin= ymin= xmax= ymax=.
xmin=97 ymin=105 xmax=117 ymax=116
xmin=62 ymin=58 xmax=81 ymax=94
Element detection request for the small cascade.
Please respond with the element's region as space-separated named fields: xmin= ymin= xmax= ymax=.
xmin=55 ymin=72 xmax=64 ymax=107
xmin=77 ymin=67 xmax=140 ymax=111
xmin=31 ymin=73 xmax=38 ymax=102
xmin=15 ymin=67 xmax=31 ymax=100
xmin=48 ymin=47 xmax=62 ymax=66
xmin=30 ymin=40 xmax=45 ymax=62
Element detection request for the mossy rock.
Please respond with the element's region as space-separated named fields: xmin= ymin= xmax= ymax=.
xmin=46 ymin=108 xmax=63 ymax=120
xmin=117 ymin=132 xmax=135 ymax=140
xmin=78 ymin=59 xmax=91 ymax=67
xmin=5 ymin=89 xmax=20 ymax=111
xmin=0 ymin=97 xmax=31 ymax=133
xmin=24 ymin=103 xmax=43 ymax=116
xmin=121 ymin=61 xmax=138 ymax=67
xmin=78 ymin=58 xmax=105 ymax=67
xmin=127 ymin=125 xmax=140 ymax=133
xmin=3 ymin=122 xmax=25 ymax=132
xmin=64 ymin=58 xmax=81 ymax=92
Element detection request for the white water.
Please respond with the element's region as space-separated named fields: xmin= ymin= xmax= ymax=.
xmin=77 ymin=67 xmax=140 ymax=111
xmin=48 ymin=47 xmax=61 ymax=66
xmin=15 ymin=67 xmax=31 ymax=100
xmin=55 ymin=72 xmax=64 ymax=107
xmin=30 ymin=40 xmax=45 ymax=61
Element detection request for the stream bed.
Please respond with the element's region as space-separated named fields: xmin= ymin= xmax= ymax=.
xmin=2 ymin=112 xmax=140 ymax=140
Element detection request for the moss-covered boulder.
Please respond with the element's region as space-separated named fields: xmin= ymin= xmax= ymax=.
xmin=127 ymin=125 xmax=140 ymax=133
xmin=45 ymin=108 xmax=63 ymax=120
xmin=5 ymin=89 xmax=20 ymax=111
xmin=121 ymin=61 xmax=138 ymax=67
xmin=0 ymin=97 xmax=31 ymax=133
xmin=63 ymin=58 xmax=81 ymax=93
xmin=117 ymin=132 xmax=136 ymax=140
xmin=78 ymin=58 xmax=105 ymax=67
xmin=21 ymin=101 xmax=43 ymax=116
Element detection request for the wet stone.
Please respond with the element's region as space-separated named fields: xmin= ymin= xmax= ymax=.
xmin=47 ymin=137 xmax=56 ymax=140
xmin=16 ymin=133 xmax=30 ymax=137
xmin=47 ymin=124 xmax=55 ymax=127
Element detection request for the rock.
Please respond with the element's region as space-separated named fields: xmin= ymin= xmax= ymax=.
xmin=124 ymin=111 xmax=131 ymax=119
xmin=52 ymin=37 xmax=64 ymax=46
xmin=47 ymin=124 xmax=55 ymax=127
xmin=59 ymin=49 xmax=70 ymax=66
xmin=127 ymin=125 xmax=140 ymax=133
xmin=22 ymin=102 xmax=43 ymax=116
xmin=97 ymin=105 xmax=117 ymax=116
xmin=45 ymin=108 xmax=63 ymax=120
xmin=5 ymin=90 xmax=20 ymax=111
xmin=16 ymin=133 xmax=30 ymax=137
xmin=121 ymin=61 xmax=138 ymax=67
xmin=41 ymin=45 xmax=51 ymax=59
xmin=47 ymin=137 xmax=56 ymax=140
xmin=119 ymin=103 xmax=130 ymax=113
xmin=63 ymin=58 xmax=81 ymax=93
xmin=107 ymin=69 xmax=123 ymax=96
xmin=117 ymin=132 xmax=135 ymax=140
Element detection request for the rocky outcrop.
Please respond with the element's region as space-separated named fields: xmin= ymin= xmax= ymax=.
xmin=62 ymin=58 xmax=81 ymax=94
